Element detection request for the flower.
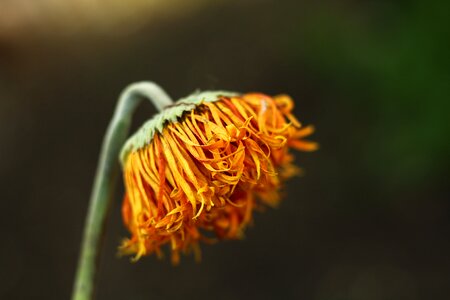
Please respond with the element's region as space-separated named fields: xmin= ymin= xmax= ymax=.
xmin=119 ymin=91 xmax=317 ymax=264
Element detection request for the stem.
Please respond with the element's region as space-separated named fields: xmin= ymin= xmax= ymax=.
xmin=72 ymin=82 xmax=173 ymax=300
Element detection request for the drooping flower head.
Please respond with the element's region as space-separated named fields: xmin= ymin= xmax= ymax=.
xmin=119 ymin=91 xmax=317 ymax=264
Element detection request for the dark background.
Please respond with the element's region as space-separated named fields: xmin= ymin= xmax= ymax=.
xmin=1 ymin=0 xmax=449 ymax=299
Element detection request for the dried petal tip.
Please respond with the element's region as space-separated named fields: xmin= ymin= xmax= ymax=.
xmin=119 ymin=92 xmax=317 ymax=263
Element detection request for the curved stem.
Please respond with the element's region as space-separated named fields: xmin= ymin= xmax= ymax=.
xmin=72 ymin=82 xmax=173 ymax=300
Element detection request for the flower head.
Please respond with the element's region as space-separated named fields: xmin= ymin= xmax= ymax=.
xmin=119 ymin=91 xmax=316 ymax=264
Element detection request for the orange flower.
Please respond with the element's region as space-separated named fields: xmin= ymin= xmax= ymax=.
xmin=119 ymin=92 xmax=317 ymax=264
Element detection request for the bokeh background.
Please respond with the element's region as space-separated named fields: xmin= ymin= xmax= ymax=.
xmin=1 ymin=0 xmax=449 ymax=299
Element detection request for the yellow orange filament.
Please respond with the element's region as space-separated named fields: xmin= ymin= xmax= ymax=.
xmin=120 ymin=93 xmax=317 ymax=263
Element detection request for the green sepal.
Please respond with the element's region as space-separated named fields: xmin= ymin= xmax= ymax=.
xmin=119 ymin=90 xmax=239 ymax=165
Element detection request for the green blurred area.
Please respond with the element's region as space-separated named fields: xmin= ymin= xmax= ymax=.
xmin=285 ymin=1 xmax=450 ymax=189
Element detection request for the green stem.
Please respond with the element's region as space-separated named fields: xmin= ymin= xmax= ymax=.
xmin=72 ymin=82 xmax=173 ymax=300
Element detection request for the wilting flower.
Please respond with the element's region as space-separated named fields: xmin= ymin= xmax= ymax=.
xmin=119 ymin=91 xmax=316 ymax=264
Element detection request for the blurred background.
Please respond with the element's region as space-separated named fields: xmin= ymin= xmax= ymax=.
xmin=1 ymin=0 xmax=449 ymax=299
